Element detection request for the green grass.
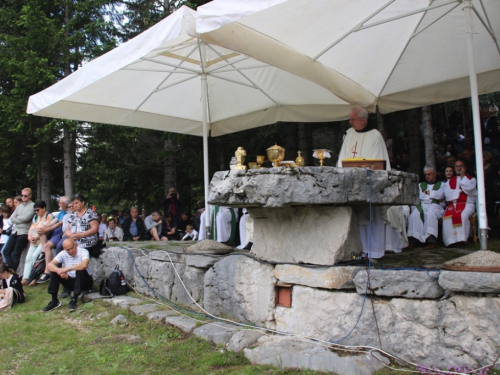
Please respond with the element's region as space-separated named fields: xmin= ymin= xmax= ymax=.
xmin=0 ymin=286 xmax=324 ymax=375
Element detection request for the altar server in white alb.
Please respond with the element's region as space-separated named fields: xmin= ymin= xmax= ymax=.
xmin=337 ymin=106 xmax=400 ymax=259
xmin=407 ymin=165 xmax=445 ymax=249
xmin=443 ymin=159 xmax=477 ymax=247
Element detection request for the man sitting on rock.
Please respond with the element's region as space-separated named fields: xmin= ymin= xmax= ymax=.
xmin=442 ymin=159 xmax=477 ymax=247
xmin=42 ymin=238 xmax=93 ymax=313
xmin=144 ymin=211 xmax=167 ymax=241
xmin=406 ymin=165 xmax=445 ymax=249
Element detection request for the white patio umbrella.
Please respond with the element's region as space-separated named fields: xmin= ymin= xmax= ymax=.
xmin=197 ymin=0 xmax=500 ymax=248
xmin=27 ymin=6 xmax=368 ymax=237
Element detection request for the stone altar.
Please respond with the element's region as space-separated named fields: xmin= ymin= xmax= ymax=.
xmin=208 ymin=167 xmax=419 ymax=265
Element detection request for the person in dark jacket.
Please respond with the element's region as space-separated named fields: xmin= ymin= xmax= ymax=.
xmin=0 ymin=263 xmax=25 ymax=306
xmin=122 ymin=207 xmax=145 ymax=241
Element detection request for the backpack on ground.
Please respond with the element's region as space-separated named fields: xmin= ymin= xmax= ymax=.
xmin=99 ymin=265 xmax=128 ymax=297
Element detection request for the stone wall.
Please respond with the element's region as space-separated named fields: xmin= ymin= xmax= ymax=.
xmin=92 ymin=245 xmax=500 ymax=370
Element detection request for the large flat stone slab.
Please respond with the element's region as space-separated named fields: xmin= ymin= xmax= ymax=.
xmin=438 ymin=271 xmax=500 ymax=293
xmin=244 ymin=336 xmax=388 ymax=375
xmin=250 ymin=206 xmax=361 ymax=265
xmin=130 ymin=303 xmax=159 ymax=316
xmin=274 ymin=264 xmax=363 ymax=289
xmin=147 ymin=310 xmax=180 ymax=321
xmin=208 ymin=167 xmax=419 ymax=207
xmin=193 ymin=322 xmax=240 ymax=345
xmin=353 ymin=269 xmax=444 ymax=299
xmin=102 ymin=296 xmax=142 ymax=309
xmin=165 ymin=316 xmax=198 ymax=333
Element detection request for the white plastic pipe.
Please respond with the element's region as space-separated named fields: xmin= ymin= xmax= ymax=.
xmin=464 ymin=0 xmax=488 ymax=249
xmin=200 ymin=42 xmax=211 ymax=239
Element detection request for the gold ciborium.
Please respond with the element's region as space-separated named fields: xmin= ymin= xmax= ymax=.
xmin=295 ymin=151 xmax=305 ymax=167
xmin=256 ymin=155 xmax=265 ymax=167
xmin=266 ymin=144 xmax=285 ymax=167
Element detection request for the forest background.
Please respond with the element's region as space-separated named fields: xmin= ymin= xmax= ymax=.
xmin=1 ymin=0 xmax=499 ymax=216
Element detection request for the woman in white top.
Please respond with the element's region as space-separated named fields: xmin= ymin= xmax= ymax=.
xmin=0 ymin=205 xmax=12 ymax=256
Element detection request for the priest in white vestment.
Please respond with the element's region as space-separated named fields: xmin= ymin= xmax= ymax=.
xmin=337 ymin=106 xmax=398 ymax=259
xmin=407 ymin=165 xmax=445 ymax=249
xmin=443 ymin=160 xmax=477 ymax=247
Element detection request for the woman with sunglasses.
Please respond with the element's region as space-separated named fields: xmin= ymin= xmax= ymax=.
xmin=22 ymin=201 xmax=55 ymax=286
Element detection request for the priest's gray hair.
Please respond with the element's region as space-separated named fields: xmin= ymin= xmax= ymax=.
xmin=352 ymin=106 xmax=368 ymax=119
xmin=423 ymin=165 xmax=436 ymax=173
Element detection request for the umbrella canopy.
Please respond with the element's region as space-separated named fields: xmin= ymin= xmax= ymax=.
xmin=197 ymin=0 xmax=500 ymax=113
xmin=197 ymin=0 xmax=500 ymax=248
xmin=28 ymin=6 xmax=360 ymax=136
xmin=27 ymin=5 xmax=367 ymax=236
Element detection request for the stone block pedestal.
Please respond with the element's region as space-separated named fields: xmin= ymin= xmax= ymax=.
xmin=249 ymin=206 xmax=361 ymax=265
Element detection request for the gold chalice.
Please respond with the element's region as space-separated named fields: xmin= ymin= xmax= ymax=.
xmin=266 ymin=144 xmax=285 ymax=167
xmin=313 ymin=149 xmax=331 ymax=167
xmin=256 ymin=155 xmax=265 ymax=167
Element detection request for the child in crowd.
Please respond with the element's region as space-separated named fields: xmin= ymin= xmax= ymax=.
xmin=0 ymin=263 xmax=25 ymax=311
xmin=181 ymin=225 xmax=198 ymax=241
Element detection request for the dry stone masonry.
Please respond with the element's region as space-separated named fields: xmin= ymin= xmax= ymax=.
xmin=93 ymin=244 xmax=500 ymax=372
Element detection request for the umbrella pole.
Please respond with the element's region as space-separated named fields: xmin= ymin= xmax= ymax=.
xmin=200 ymin=42 xmax=211 ymax=239
xmin=464 ymin=0 xmax=487 ymax=249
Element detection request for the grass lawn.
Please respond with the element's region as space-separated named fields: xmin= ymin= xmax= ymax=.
xmin=0 ymin=286 xmax=323 ymax=375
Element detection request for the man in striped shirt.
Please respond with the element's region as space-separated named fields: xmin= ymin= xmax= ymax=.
xmin=42 ymin=238 xmax=93 ymax=312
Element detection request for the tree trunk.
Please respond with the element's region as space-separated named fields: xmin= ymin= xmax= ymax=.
xmin=163 ymin=138 xmax=176 ymax=195
xmin=36 ymin=159 xmax=42 ymax=201
xmin=407 ymin=108 xmax=422 ymax=175
xmin=422 ymin=105 xmax=435 ymax=168
xmin=298 ymin=123 xmax=313 ymax=166
xmin=63 ymin=123 xmax=75 ymax=197
xmin=62 ymin=4 xmax=75 ymax=198
xmin=40 ymin=145 xmax=52 ymax=211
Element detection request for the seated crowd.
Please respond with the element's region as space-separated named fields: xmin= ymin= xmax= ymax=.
xmin=0 ymin=129 xmax=495 ymax=312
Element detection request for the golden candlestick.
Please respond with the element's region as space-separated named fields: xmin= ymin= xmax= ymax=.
xmin=295 ymin=151 xmax=305 ymax=167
